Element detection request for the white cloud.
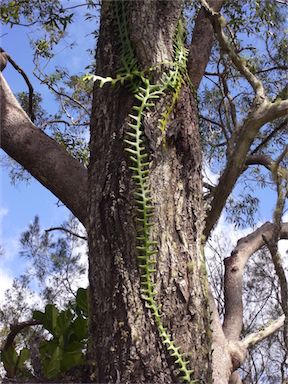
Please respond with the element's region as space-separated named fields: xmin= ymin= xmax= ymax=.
xmin=203 ymin=163 xmax=219 ymax=187
xmin=71 ymin=240 xmax=89 ymax=289
xmin=278 ymin=239 xmax=287 ymax=265
xmin=0 ymin=207 xmax=17 ymax=305
xmin=0 ymin=207 xmax=8 ymax=219
xmin=0 ymin=207 xmax=8 ymax=241
xmin=0 ymin=268 xmax=13 ymax=303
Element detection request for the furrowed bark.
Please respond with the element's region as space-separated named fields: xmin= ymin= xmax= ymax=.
xmin=88 ymin=1 xmax=212 ymax=382
xmin=0 ymin=74 xmax=88 ymax=226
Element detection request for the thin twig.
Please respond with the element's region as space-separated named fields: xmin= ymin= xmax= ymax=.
xmin=200 ymin=2 xmax=267 ymax=101
xmin=45 ymin=226 xmax=87 ymax=240
xmin=250 ymin=119 xmax=288 ymax=155
xmin=40 ymin=119 xmax=89 ymax=129
xmin=33 ymin=71 xmax=89 ymax=114
xmin=0 ymin=47 xmax=35 ymax=121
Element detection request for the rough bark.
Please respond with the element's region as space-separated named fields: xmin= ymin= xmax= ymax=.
xmin=88 ymin=1 xmax=211 ymax=382
xmin=0 ymin=74 xmax=88 ymax=225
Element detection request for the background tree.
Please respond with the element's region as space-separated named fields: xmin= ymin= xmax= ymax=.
xmin=0 ymin=0 xmax=287 ymax=383
xmin=0 ymin=216 xmax=88 ymax=380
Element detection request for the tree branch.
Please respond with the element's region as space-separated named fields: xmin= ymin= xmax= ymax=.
xmin=250 ymin=119 xmax=287 ymax=155
xmin=198 ymin=3 xmax=288 ymax=238
xmin=34 ymin=71 xmax=90 ymax=115
xmin=246 ymin=153 xmax=288 ymax=181
xmin=240 ymin=315 xmax=285 ymax=349
xmin=204 ymin=98 xmax=288 ymax=238
xmin=40 ymin=119 xmax=89 ymax=129
xmin=201 ymin=5 xmax=266 ymax=101
xmin=208 ymin=289 xmax=235 ymax=383
xmin=1 ymin=320 xmax=41 ymax=352
xmin=187 ymin=0 xmax=225 ymax=89
xmin=0 ymin=47 xmax=35 ymax=121
xmin=262 ymin=163 xmax=288 ymax=350
xmin=0 ymin=74 xmax=88 ymax=226
xmin=222 ymin=222 xmax=288 ymax=341
xmin=45 ymin=226 xmax=87 ymax=240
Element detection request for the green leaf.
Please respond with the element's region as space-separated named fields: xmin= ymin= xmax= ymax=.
xmin=17 ymin=348 xmax=30 ymax=370
xmin=33 ymin=304 xmax=59 ymax=336
xmin=56 ymin=309 xmax=73 ymax=337
xmin=32 ymin=310 xmax=46 ymax=324
xmin=71 ymin=317 xmax=88 ymax=341
xmin=45 ymin=346 xmax=62 ymax=378
xmin=76 ymin=288 xmax=88 ymax=316
xmin=1 ymin=346 xmax=18 ymax=377
xmin=61 ymin=341 xmax=84 ymax=371
xmin=40 ymin=340 xmax=62 ymax=379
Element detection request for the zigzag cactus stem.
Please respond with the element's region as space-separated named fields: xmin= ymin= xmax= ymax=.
xmin=158 ymin=19 xmax=189 ymax=140
xmin=114 ymin=0 xmax=139 ymax=96
xmin=124 ymin=79 xmax=197 ymax=384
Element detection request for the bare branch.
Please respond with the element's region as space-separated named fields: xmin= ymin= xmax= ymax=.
xmin=275 ymin=0 xmax=288 ymax=5
xmin=33 ymin=71 xmax=90 ymax=115
xmin=240 ymin=315 xmax=285 ymax=349
xmin=262 ymin=161 xmax=288 ymax=350
xmin=209 ymin=290 xmax=235 ymax=383
xmin=45 ymin=226 xmax=87 ymax=240
xmin=250 ymin=119 xmax=287 ymax=155
xmin=63 ymin=1 xmax=100 ymax=11
xmin=228 ymin=371 xmax=243 ymax=384
xmin=204 ymin=98 xmax=288 ymax=238
xmin=40 ymin=119 xmax=89 ymax=129
xmin=200 ymin=5 xmax=266 ymax=101
xmin=0 ymin=74 xmax=88 ymax=226
xmin=255 ymin=65 xmax=288 ymax=74
xmin=220 ymin=67 xmax=238 ymax=131
xmin=246 ymin=153 xmax=288 ymax=181
xmin=200 ymin=114 xmax=223 ymax=129
xmin=203 ymin=181 xmax=216 ymax=192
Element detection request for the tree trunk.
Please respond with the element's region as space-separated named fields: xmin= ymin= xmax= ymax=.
xmin=87 ymin=1 xmax=212 ymax=382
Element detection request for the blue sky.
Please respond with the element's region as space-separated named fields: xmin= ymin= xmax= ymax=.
xmin=0 ymin=4 xmax=96 ymax=296
xmin=0 ymin=3 xmax=285 ymax=298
